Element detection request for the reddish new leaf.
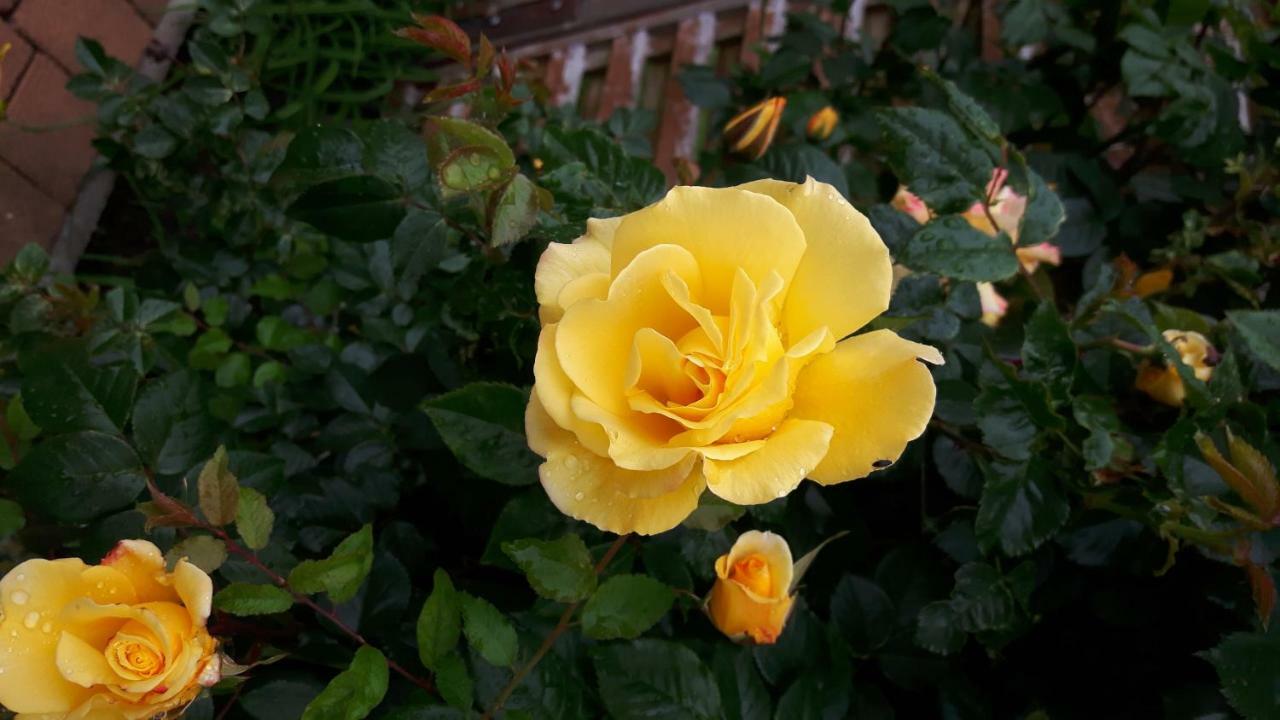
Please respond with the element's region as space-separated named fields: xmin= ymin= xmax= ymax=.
xmin=398 ymin=14 xmax=471 ymax=66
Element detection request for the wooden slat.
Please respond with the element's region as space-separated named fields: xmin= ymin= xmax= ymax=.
xmin=740 ymin=0 xmax=763 ymax=70
xmin=763 ymin=0 xmax=787 ymax=51
xmin=843 ymin=0 xmax=868 ymax=41
xmin=545 ymin=42 xmax=586 ymax=107
xmin=654 ymin=11 xmax=716 ymax=181
xmin=597 ymin=30 xmax=650 ymax=120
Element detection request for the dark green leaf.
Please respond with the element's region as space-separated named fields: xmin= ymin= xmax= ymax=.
xmin=1018 ymin=170 xmax=1066 ymax=247
xmin=435 ymin=652 xmax=473 ymax=711
xmin=23 ymin=360 xmax=137 ymax=434
xmin=582 ymin=574 xmax=674 ymax=640
xmin=10 ymin=431 xmax=144 ymax=522
xmin=502 ymin=534 xmax=596 ymax=602
xmin=0 ymin=499 xmax=25 ymax=542
xmin=830 ymin=575 xmax=895 ymax=654
xmin=975 ymin=460 xmax=1069 ymax=556
xmin=713 ymin=646 xmax=771 ymax=720
xmin=461 ymin=594 xmax=517 ymax=667
xmin=876 ymin=107 xmax=995 ymax=214
xmin=417 ymin=569 xmax=462 ymax=671
xmin=1202 ymin=631 xmax=1280 ymax=719
xmin=1228 ymin=310 xmax=1280 ymax=372
xmin=289 ymin=176 xmax=406 ymax=242
xmin=594 ymin=639 xmax=722 ymax=720
xmin=132 ymin=370 xmax=215 ymax=476
xmin=901 ymin=216 xmax=1019 ymax=282
xmin=490 ymin=173 xmax=540 ymax=247
xmin=289 ymin=525 xmax=375 ymax=603
xmin=422 ymin=383 xmax=539 ymax=486
xmin=1021 ymin=302 xmax=1075 ymax=396
xmin=214 ymin=583 xmax=295 ymax=616
xmin=301 ymin=646 xmax=389 ymax=720
xmin=916 ymin=602 xmax=965 ymax=655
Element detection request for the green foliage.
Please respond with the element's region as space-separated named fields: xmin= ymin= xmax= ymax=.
xmin=1 ymin=1 xmax=1276 ymax=718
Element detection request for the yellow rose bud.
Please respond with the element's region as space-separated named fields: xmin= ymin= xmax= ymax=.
xmin=806 ymin=105 xmax=838 ymax=141
xmin=1133 ymin=268 xmax=1173 ymax=298
xmin=528 ymin=180 xmax=943 ymax=535
xmin=1134 ymin=329 xmax=1217 ymax=407
xmin=0 ymin=540 xmax=220 ymax=719
xmin=723 ymin=97 xmax=786 ymax=160
xmin=707 ymin=531 xmax=795 ymax=644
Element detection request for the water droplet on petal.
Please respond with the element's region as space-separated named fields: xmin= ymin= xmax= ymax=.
xmin=40 ymin=622 xmax=51 ymax=634
xmin=9 ymin=591 xmax=26 ymax=606
xmin=14 ymin=575 xmax=24 ymax=582
xmin=23 ymin=612 xmax=38 ymax=630
xmin=574 ymin=491 xmax=585 ymax=501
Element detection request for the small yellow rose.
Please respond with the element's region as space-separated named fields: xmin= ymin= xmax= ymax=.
xmin=528 ymin=180 xmax=943 ymax=534
xmin=0 ymin=540 xmax=220 ymax=719
xmin=806 ymin=105 xmax=838 ymax=141
xmin=723 ymin=97 xmax=786 ymax=160
xmin=707 ymin=531 xmax=794 ymax=644
xmin=1135 ymin=329 xmax=1217 ymax=407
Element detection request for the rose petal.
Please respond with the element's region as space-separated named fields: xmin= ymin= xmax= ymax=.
xmin=702 ymin=419 xmax=833 ymax=505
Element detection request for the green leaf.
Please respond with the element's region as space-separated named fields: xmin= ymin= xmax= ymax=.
xmin=582 ymin=574 xmax=674 ymax=640
xmin=10 ymin=431 xmax=144 ymax=522
xmin=134 ymin=124 xmax=177 ymax=159
xmin=423 ymin=117 xmax=515 ymax=170
xmin=594 ymin=639 xmax=723 ymax=720
xmin=1072 ymin=396 xmax=1120 ymax=471
xmin=256 ymin=316 xmax=310 ymax=351
xmin=490 ymin=173 xmax=540 ymax=247
xmin=435 ymin=652 xmax=474 ymax=711
xmin=712 ymin=646 xmax=772 ymax=720
xmin=540 ymin=126 xmax=665 ymax=209
xmin=901 ymin=216 xmax=1019 ymax=282
xmin=0 ymin=499 xmax=26 ymax=542
xmin=216 ymin=353 xmax=252 ymax=388
xmin=921 ymin=68 xmax=1000 ymax=141
xmin=682 ymin=493 xmax=746 ymax=531
xmin=502 ymin=534 xmax=596 ymax=602
xmin=274 ymin=127 xmax=364 ymax=188
xmin=198 ymin=446 xmax=240 ymax=526
xmin=236 ymin=487 xmax=274 ymax=550
xmin=1018 ymin=170 xmax=1066 ymax=247
xmin=830 ymin=575 xmax=895 ymax=654
xmin=301 ymin=646 xmax=389 ymax=720
xmin=915 ymin=602 xmax=965 ymax=655
xmin=975 ymin=460 xmax=1069 ymax=556
xmin=215 ymin=583 xmax=295 ymax=616
xmin=438 ymin=146 xmax=512 ymax=197
xmin=1227 ymin=310 xmax=1280 ymax=372
xmin=1202 ymin=630 xmax=1280 ymax=719
xmin=22 ymin=360 xmax=137 ymax=434
xmin=132 ymin=370 xmax=215 ymax=476
xmin=289 ymin=525 xmax=375 ymax=603
xmin=289 ymin=176 xmax=406 ymax=242
xmin=754 ymin=143 xmax=850 ymax=199
xmin=460 ymin=594 xmax=517 ymax=667
xmin=167 ymin=534 xmax=227 ymax=573
xmin=422 ymin=383 xmax=539 ymax=486
xmin=1021 ymin=302 xmax=1075 ymax=397
xmin=417 ymin=569 xmax=462 ymax=671
xmin=876 ymin=107 xmax=996 ymax=214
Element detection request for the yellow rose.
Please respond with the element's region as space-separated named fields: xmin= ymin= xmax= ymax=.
xmin=1135 ymin=329 xmax=1217 ymax=407
xmin=723 ymin=97 xmax=786 ymax=160
xmin=0 ymin=540 xmax=220 ymax=719
xmin=527 ymin=179 xmax=943 ymax=535
xmin=707 ymin=531 xmax=795 ymax=644
xmin=806 ymin=105 xmax=838 ymax=141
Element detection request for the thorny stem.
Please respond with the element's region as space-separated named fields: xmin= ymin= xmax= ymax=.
xmin=199 ymin=523 xmax=438 ymax=695
xmin=482 ymin=534 xmax=630 ymax=720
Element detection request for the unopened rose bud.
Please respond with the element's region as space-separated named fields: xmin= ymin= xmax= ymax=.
xmin=723 ymin=97 xmax=786 ymax=160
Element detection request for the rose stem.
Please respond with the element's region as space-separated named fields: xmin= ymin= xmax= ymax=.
xmin=482 ymin=533 xmax=630 ymax=719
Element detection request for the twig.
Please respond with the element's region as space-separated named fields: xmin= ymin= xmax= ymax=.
xmin=205 ymin=524 xmax=437 ymax=693
xmin=482 ymin=534 xmax=630 ymax=719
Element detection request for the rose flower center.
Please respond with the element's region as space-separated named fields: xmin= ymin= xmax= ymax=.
xmin=106 ymin=630 xmax=165 ymax=679
xmin=729 ymin=553 xmax=773 ymax=597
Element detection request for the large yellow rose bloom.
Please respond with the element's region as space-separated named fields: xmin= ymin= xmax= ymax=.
xmin=707 ymin=531 xmax=795 ymax=644
xmin=527 ymin=179 xmax=943 ymax=535
xmin=0 ymin=540 xmax=220 ymax=719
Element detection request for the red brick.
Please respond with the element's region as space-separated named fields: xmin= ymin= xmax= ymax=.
xmin=0 ymin=53 xmax=96 ymax=204
xmin=0 ymin=158 xmax=65 ymax=262
xmin=13 ymin=0 xmax=151 ymax=72
xmin=0 ymin=19 xmax=34 ymax=100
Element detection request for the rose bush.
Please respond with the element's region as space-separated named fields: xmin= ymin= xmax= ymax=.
xmin=529 ymin=180 xmax=941 ymax=534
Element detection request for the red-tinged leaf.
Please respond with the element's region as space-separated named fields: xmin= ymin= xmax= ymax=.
xmin=398 ymin=15 xmax=471 ymax=66
xmin=426 ymin=78 xmax=482 ymax=104
xmin=496 ymin=52 xmax=515 ymax=91
xmin=1246 ymin=563 xmax=1276 ymax=630
xmin=476 ymin=36 xmax=496 ymax=79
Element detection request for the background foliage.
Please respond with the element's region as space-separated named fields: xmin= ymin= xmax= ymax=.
xmin=2 ymin=0 xmax=1279 ymax=718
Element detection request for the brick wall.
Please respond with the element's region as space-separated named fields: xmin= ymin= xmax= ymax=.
xmin=0 ymin=0 xmax=163 ymax=263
